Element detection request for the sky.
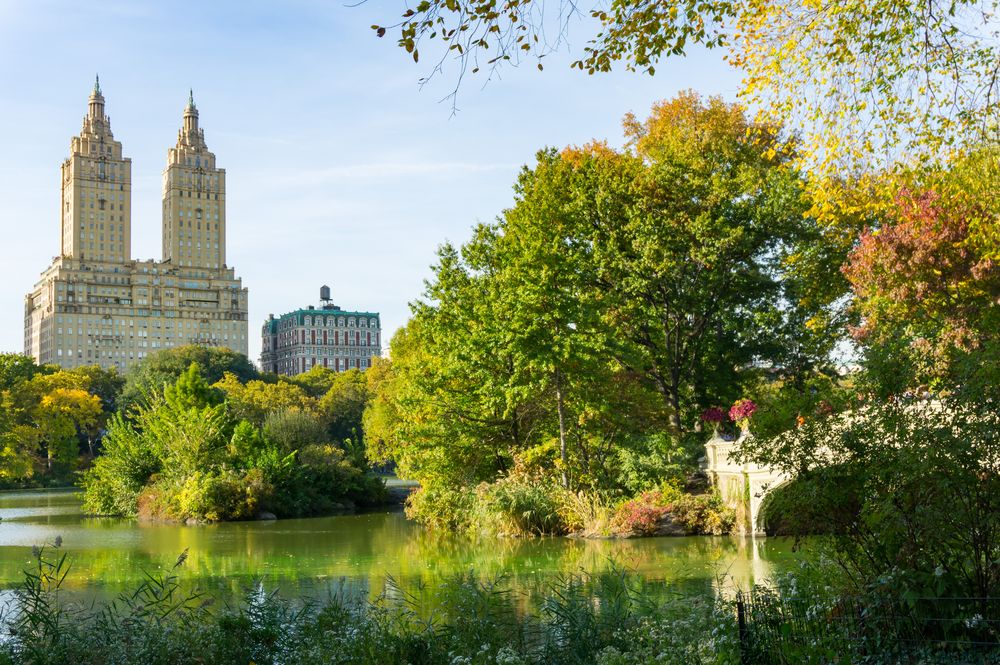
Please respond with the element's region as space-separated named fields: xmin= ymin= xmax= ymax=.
xmin=0 ymin=0 xmax=741 ymax=364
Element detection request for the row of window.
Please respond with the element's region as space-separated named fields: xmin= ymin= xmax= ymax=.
xmin=275 ymin=329 xmax=379 ymax=348
xmin=279 ymin=316 xmax=378 ymax=329
xmin=276 ymin=356 xmax=373 ymax=374
xmin=53 ymin=303 xmax=246 ymax=321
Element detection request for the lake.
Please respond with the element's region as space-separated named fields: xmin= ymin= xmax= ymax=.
xmin=0 ymin=488 xmax=804 ymax=606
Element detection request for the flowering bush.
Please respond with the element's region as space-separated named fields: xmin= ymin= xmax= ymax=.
xmin=729 ymin=399 xmax=757 ymax=423
xmin=613 ymin=491 xmax=672 ymax=536
xmin=612 ymin=488 xmax=736 ymax=537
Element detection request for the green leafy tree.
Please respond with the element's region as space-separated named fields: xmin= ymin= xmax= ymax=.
xmin=35 ymin=387 xmax=102 ymax=474
xmin=365 ymin=95 xmax=835 ymax=522
xmin=70 ymin=364 xmax=125 ymax=414
xmin=571 ymin=94 xmax=824 ymax=433
xmin=214 ymin=372 xmax=316 ymax=426
xmin=285 ymin=365 xmax=339 ymax=398
xmin=119 ymin=346 xmax=258 ymax=413
xmin=317 ymin=368 xmax=369 ymax=445
xmin=0 ymin=354 xmax=52 ymax=391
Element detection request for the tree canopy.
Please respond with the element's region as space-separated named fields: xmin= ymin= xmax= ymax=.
xmin=365 ymin=94 xmax=840 ymax=508
xmin=373 ymin=0 xmax=1000 ymax=186
xmin=119 ymin=345 xmax=259 ymax=413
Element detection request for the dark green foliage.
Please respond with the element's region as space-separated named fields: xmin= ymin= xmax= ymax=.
xmin=612 ymin=432 xmax=697 ymax=495
xmin=0 ymin=354 xmax=53 ymax=391
xmin=738 ymin=399 xmax=1000 ymax=601
xmin=757 ymin=465 xmax=862 ymax=537
xmin=68 ymin=364 xmax=125 ymax=415
xmin=119 ymin=345 xmax=258 ymax=412
xmin=318 ymin=368 xmax=369 ymax=444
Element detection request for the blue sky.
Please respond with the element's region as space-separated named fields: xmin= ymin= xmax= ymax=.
xmin=0 ymin=0 xmax=740 ymax=364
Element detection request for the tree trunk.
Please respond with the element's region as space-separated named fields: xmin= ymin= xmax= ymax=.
xmin=555 ymin=370 xmax=569 ymax=489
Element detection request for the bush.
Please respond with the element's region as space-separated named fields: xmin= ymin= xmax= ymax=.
xmin=472 ymin=474 xmax=569 ymax=536
xmin=611 ymin=488 xmax=735 ymax=537
xmin=404 ymin=484 xmax=476 ymax=531
xmin=83 ymin=364 xmax=386 ymax=522
xmin=757 ymin=464 xmax=862 ymax=536
xmin=262 ymin=409 xmax=328 ymax=452
xmin=137 ymin=469 xmax=271 ymax=522
xmin=666 ymin=493 xmax=736 ymax=535
xmin=613 ymin=490 xmax=675 ymax=536
xmin=559 ymin=490 xmax=616 ymax=537
xmin=81 ymin=412 xmax=161 ymax=517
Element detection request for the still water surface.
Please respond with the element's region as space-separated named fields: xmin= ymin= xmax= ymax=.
xmin=0 ymin=489 xmax=804 ymax=603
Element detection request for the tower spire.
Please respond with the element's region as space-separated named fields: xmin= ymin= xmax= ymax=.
xmin=87 ymin=74 xmax=106 ymax=121
xmin=180 ymin=88 xmax=202 ymax=145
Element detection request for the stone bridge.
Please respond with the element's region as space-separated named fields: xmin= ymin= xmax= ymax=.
xmin=703 ymin=434 xmax=789 ymax=535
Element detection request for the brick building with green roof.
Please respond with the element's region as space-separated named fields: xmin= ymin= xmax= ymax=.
xmin=260 ymin=286 xmax=380 ymax=376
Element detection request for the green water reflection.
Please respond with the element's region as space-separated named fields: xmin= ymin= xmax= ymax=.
xmin=0 ymin=489 xmax=804 ymax=603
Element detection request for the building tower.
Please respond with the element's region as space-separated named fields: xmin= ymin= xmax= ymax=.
xmin=25 ymin=79 xmax=249 ymax=372
xmin=161 ymin=90 xmax=227 ymax=269
xmin=59 ymin=75 xmax=133 ymax=263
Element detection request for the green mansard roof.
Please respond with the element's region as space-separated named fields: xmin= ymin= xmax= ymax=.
xmin=265 ymin=308 xmax=380 ymax=334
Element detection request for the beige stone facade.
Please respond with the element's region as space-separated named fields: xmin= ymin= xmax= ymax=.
xmin=24 ymin=79 xmax=248 ymax=371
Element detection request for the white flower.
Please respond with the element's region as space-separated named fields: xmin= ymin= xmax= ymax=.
xmin=965 ymin=613 xmax=983 ymax=629
xmin=934 ymin=565 xmax=946 ymax=577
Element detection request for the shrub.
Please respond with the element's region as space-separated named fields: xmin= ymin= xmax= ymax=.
xmin=472 ymin=474 xmax=569 ymax=536
xmin=262 ymin=409 xmax=328 ymax=452
xmin=80 ymin=412 xmax=161 ymax=517
xmin=740 ymin=399 xmax=1000 ymax=600
xmin=138 ymin=469 xmax=271 ymax=522
xmin=559 ymin=490 xmax=615 ymax=537
xmin=260 ymin=443 xmax=385 ymax=517
xmin=610 ymin=488 xmax=735 ymax=537
xmin=613 ymin=491 xmax=672 ymax=536
xmin=405 ymin=484 xmax=476 ymax=531
xmin=666 ymin=493 xmax=736 ymax=535
xmin=83 ymin=365 xmax=385 ymax=522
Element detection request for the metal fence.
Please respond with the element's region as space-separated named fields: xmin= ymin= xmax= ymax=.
xmin=735 ymin=592 xmax=1000 ymax=664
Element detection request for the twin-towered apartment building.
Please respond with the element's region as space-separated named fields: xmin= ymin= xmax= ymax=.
xmin=24 ymin=79 xmax=379 ymax=376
